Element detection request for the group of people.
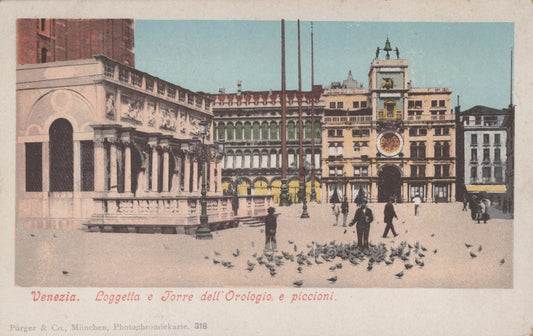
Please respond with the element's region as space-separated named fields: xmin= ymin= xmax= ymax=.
xmin=466 ymin=194 xmax=491 ymax=223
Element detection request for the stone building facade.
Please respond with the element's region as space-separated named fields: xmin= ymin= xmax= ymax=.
xmin=209 ymin=86 xmax=324 ymax=204
xmin=16 ymin=56 xmax=274 ymax=233
xmin=456 ymin=105 xmax=509 ymax=202
xmin=321 ymin=40 xmax=456 ymax=203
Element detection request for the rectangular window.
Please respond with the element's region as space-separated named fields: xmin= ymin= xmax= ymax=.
xmin=483 ymin=148 xmax=490 ymax=162
xmin=352 ymin=129 xmax=370 ymax=137
xmin=494 ymin=148 xmax=501 ymax=162
xmin=329 ymin=102 xmax=336 ymax=108
xmin=327 ymin=129 xmax=336 ymax=137
xmin=419 ymin=166 xmax=426 ymax=177
xmin=471 ymin=134 xmax=477 ymax=145
xmin=475 ymin=116 xmax=482 ymax=125
xmin=471 ymin=148 xmax=477 ymax=162
xmin=410 ymin=165 xmax=417 ymax=177
xmin=353 ymin=101 xmax=359 ymax=108
xmin=431 ymin=100 xmax=438 ymax=107
xmin=40 ymin=48 xmax=47 ymax=63
xmin=337 ymin=102 xmax=344 ymax=108
xmin=482 ymin=167 xmax=491 ymax=178
xmin=471 ymin=166 xmax=477 ymax=179
xmin=80 ymin=141 xmax=94 ymax=191
xmin=25 ymin=142 xmax=42 ymax=192
xmin=439 ymin=100 xmax=445 ymax=107
xmin=483 ymin=134 xmax=490 ymax=145
xmin=495 ymin=134 xmax=501 ymax=145
xmin=328 ymin=144 xmax=337 ymax=157
xmin=434 ymin=127 xmax=442 ymax=136
xmin=336 ymin=129 xmax=343 ymax=137
xmin=361 ymin=101 xmax=367 ymax=108
xmin=435 ymin=165 xmax=442 ymax=177
xmin=353 ymin=165 xmax=368 ymax=177
xmin=493 ymin=166 xmax=501 ymax=179
xmin=443 ymin=165 xmax=450 ymax=177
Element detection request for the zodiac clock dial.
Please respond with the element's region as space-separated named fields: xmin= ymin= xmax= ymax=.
xmin=377 ymin=132 xmax=403 ymax=157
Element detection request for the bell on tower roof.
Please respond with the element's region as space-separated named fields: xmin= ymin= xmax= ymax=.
xmin=384 ymin=36 xmax=392 ymax=60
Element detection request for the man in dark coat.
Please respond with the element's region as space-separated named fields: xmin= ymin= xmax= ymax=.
xmin=341 ymin=197 xmax=349 ymax=227
xmin=382 ymin=196 xmax=399 ymax=238
xmin=231 ymin=192 xmax=239 ymax=216
xmin=264 ymin=207 xmax=277 ymax=252
xmin=349 ymin=197 xmax=374 ymax=249
xmin=469 ymin=195 xmax=479 ymax=221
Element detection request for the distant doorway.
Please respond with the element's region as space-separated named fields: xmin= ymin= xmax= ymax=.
xmin=378 ymin=165 xmax=401 ymax=202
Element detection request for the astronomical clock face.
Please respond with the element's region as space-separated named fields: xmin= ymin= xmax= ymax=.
xmin=377 ymin=132 xmax=403 ymax=157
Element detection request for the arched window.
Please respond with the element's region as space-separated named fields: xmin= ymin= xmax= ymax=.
xmin=49 ymin=118 xmax=73 ymax=191
xmin=270 ymin=122 xmax=278 ymax=140
xmin=443 ymin=142 xmax=450 ymax=158
xmin=226 ymin=150 xmax=234 ymax=169
xmin=270 ymin=149 xmax=277 ymax=168
xmin=419 ymin=142 xmax=426 ymax=158
xmin=235 ymin=122 xmax=243 ymax=140
xmin=434 ymin=142 xmax=442 ymax=158
xmin=410 ymin=142 xmax=417 ymax=158
xmin=305 ymin=120 xmax=312 ymax=139
xmin=243 ymin=150 xmax=251 ymax=168
xmin=235 ymin=150 xmax=243 ymax=168
xmin=288 ymin=121 xmax=295 ymax=140
xmin=226 ymin=122 xmax=234 ymax=140
xmin=314 ymin=120 xmax=321 ymax=139
xmin=244 ymin=122 xmax=252 ymax=140
xmin=261 ymin=150 xmax=269 ymax=168
xmin=252 ymin=150 xmax=260 ymax=168
xmin=252 ymin=122 xmax=260 ymax=140
xmin=218 ymin=123 xmax=225 ymax=141
xmin=261 ymin=121 xmax=269 ymax=140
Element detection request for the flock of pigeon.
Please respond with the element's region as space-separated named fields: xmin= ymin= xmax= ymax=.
xmin=208 ymin=234 xmax=440 ymax=287
xmin=206 ymin=232 xmax=507 ymax=287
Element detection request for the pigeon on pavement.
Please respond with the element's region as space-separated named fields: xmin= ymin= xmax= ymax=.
xmin=469 ymin=252 xmax=477 ymax=258
xmin=395 ymin=271 xmax=404 ymax=278
xmin=465 ymin=243 xmax=473 ymax=248
xmin=293 ymin=280 xmax=303 ymax=287
xmin=327 ymin=276 xmax=337 ymax=283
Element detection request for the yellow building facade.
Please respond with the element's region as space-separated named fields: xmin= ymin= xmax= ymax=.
xmin=321 ymin=40 xmax=455 ymax=203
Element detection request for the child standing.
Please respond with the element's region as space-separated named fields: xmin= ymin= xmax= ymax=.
xmin=265 ymin=207 xmax=277 ymax=252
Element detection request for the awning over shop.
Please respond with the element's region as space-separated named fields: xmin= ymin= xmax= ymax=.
xmin=466 ymin=185 xmax=507 ymax=193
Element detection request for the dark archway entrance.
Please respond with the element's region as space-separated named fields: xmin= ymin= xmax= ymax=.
xmin=49 ymin=118 xmax=73 ymax=192
xmin=378 ymin=165 xmax=401 ymax=202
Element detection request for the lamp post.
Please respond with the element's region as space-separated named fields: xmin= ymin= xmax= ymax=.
xmin=193 ymin=119 xmax=222 ymax=240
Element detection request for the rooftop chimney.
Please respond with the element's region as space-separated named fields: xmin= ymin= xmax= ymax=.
xmin=237 ymin=80 xmax=242 ymax=96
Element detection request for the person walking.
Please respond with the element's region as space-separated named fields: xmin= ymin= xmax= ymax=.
xmin=231 ymin=191 xmax=239 ymax=216
xmin=341 ymin=198 xmax=349 ymax=227
xmin=412 ymin=193 xmax=421 ymax=216
xmin=382 ymin=196 xmax=399 ymax=238
xmin=349 ymin=197 xmax=374 ymax=250
xmin=462 ymin=195 xmax=469 ymax=211
xmin=469 ymin=195 xmax=479 ymax=221
xmin=332 ymin=204 xmax=340 ymax=226
xmin=264 ymin=207 xmax=277 ymax=252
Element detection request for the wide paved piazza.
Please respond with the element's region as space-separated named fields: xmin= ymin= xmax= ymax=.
xmin=16 ymin=202 xmax=512 ymax=288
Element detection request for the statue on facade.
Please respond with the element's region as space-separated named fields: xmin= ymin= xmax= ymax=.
xmin=106 ymin=94 xmax=115 ymax=118
xmin=395 ymin=47 xmax=400 ymax=59
xmin=375 ymin=47 xmax=380 ymax=59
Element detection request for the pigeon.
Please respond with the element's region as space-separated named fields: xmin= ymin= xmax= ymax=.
xmin=500 ymin=258 xmax=505 ymax=265
xmin=367 ymin=263 xmax=373 ymax=271
xmin=405 ymin=229 xmax=408 ymax=233
xmin=329 ymin=265 xmax=337 ymax=271
xmin=213 ymin=259 xmax=220 ymax=264
xmin=251 ymin=241 xmax=255 ymax=247
xmin=293 ymin=280 xmax=303 ymax=287
xmin=384 ymin=260 xmax=393 ymax=266
xmin=404 ymin=264 xmax=413 ymax=270
xmin=245 ymin=264 xmax=255 ymax=272
xmin=252 ymin=252 xmax=257 ymax=258
xmin=297 ymin=266 xmax=303 ymax=273
xmin=395 ymin=271 xmax=404 ymax=278
xmin=430 ymin=233 xmax=435 ymax=237
xmin=30 ymin=234 xmax=36 ymax=237
xmin=315 ymin=258 xmax=323 ymax=265
xmin=465 ymin=243 xmax=473 ymax=248
xmin=204 ymin=256 xmax=209 ymax=259
xmin=478 ymin=245 xmax=483 ymax=252
xmin=343 ymin=229 xmax=347 ymax=234
xmin=232 ymin=249 xmax=240 ymax=257
xmin=62 ymin=270 xmax=68 ymax=275
xmin=433 ymin=249 xmax=438 ymax=254
xmin=421 ymin=246 xmax=428 ymax=252
xmin=270 ymin=269 xmax=277 ymax=277
xmin=294 ymin=244 xmax=298 ymax=252
xmin=214 ymin=251 xmax=221 ymax=256
xmin=336 ymin=263 xmax=343 ymax=269
xmin=247 ymin=260 xmax=255 ymax=267
xmin=327 ymin=276 xmax=337 ymax=283
xmin=222 ymin=261 xmax=234 ymax=268
xmin=469 ymin=252 xmax=477 ymax=258
xmin=418 ymin=253 xmax=425 ymax=258
xmin=288 ymin=240 xmax=294 ymax=244
xmin=53 ymin=233 xmax=57 ymax=238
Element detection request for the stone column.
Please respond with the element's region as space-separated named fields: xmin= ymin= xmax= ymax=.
xmin=94 ymin=138 xmax=106 ymax=193
xmin=402 ymin=181 xmax=409 ymax=203
xmin=216 ymin=159 xmax=222 ymax=194
xmin=124 ymin=142 xmax=132 ymax=193
xmin=175 ymin=155 xmax=182 ymax=193
xmin=209 ymin=159 xmax=216 ymax=193
xmin=109 ymin=138 xmax=119 ymax=193
xmin=73 ymin=140 xmax=81 ymax=193
xmin=183 ymin=153 xmax=191 ymax=193
xmin=162 ymin=148 xmax=170 ymax=192
xmin=42 ymin=142 xmax=50 ymax=192
xmin=192 ymin=160 xmax=199 ymax=193
xmin=151 ymin=145 xmax=159 ymax=192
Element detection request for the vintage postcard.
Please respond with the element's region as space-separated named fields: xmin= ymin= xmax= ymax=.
xmin=1 ymin=1 xmax=533 ymax=335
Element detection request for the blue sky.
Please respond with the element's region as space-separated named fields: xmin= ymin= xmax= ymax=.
xmin=135 ymin=21 xmax=514 ymax=111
